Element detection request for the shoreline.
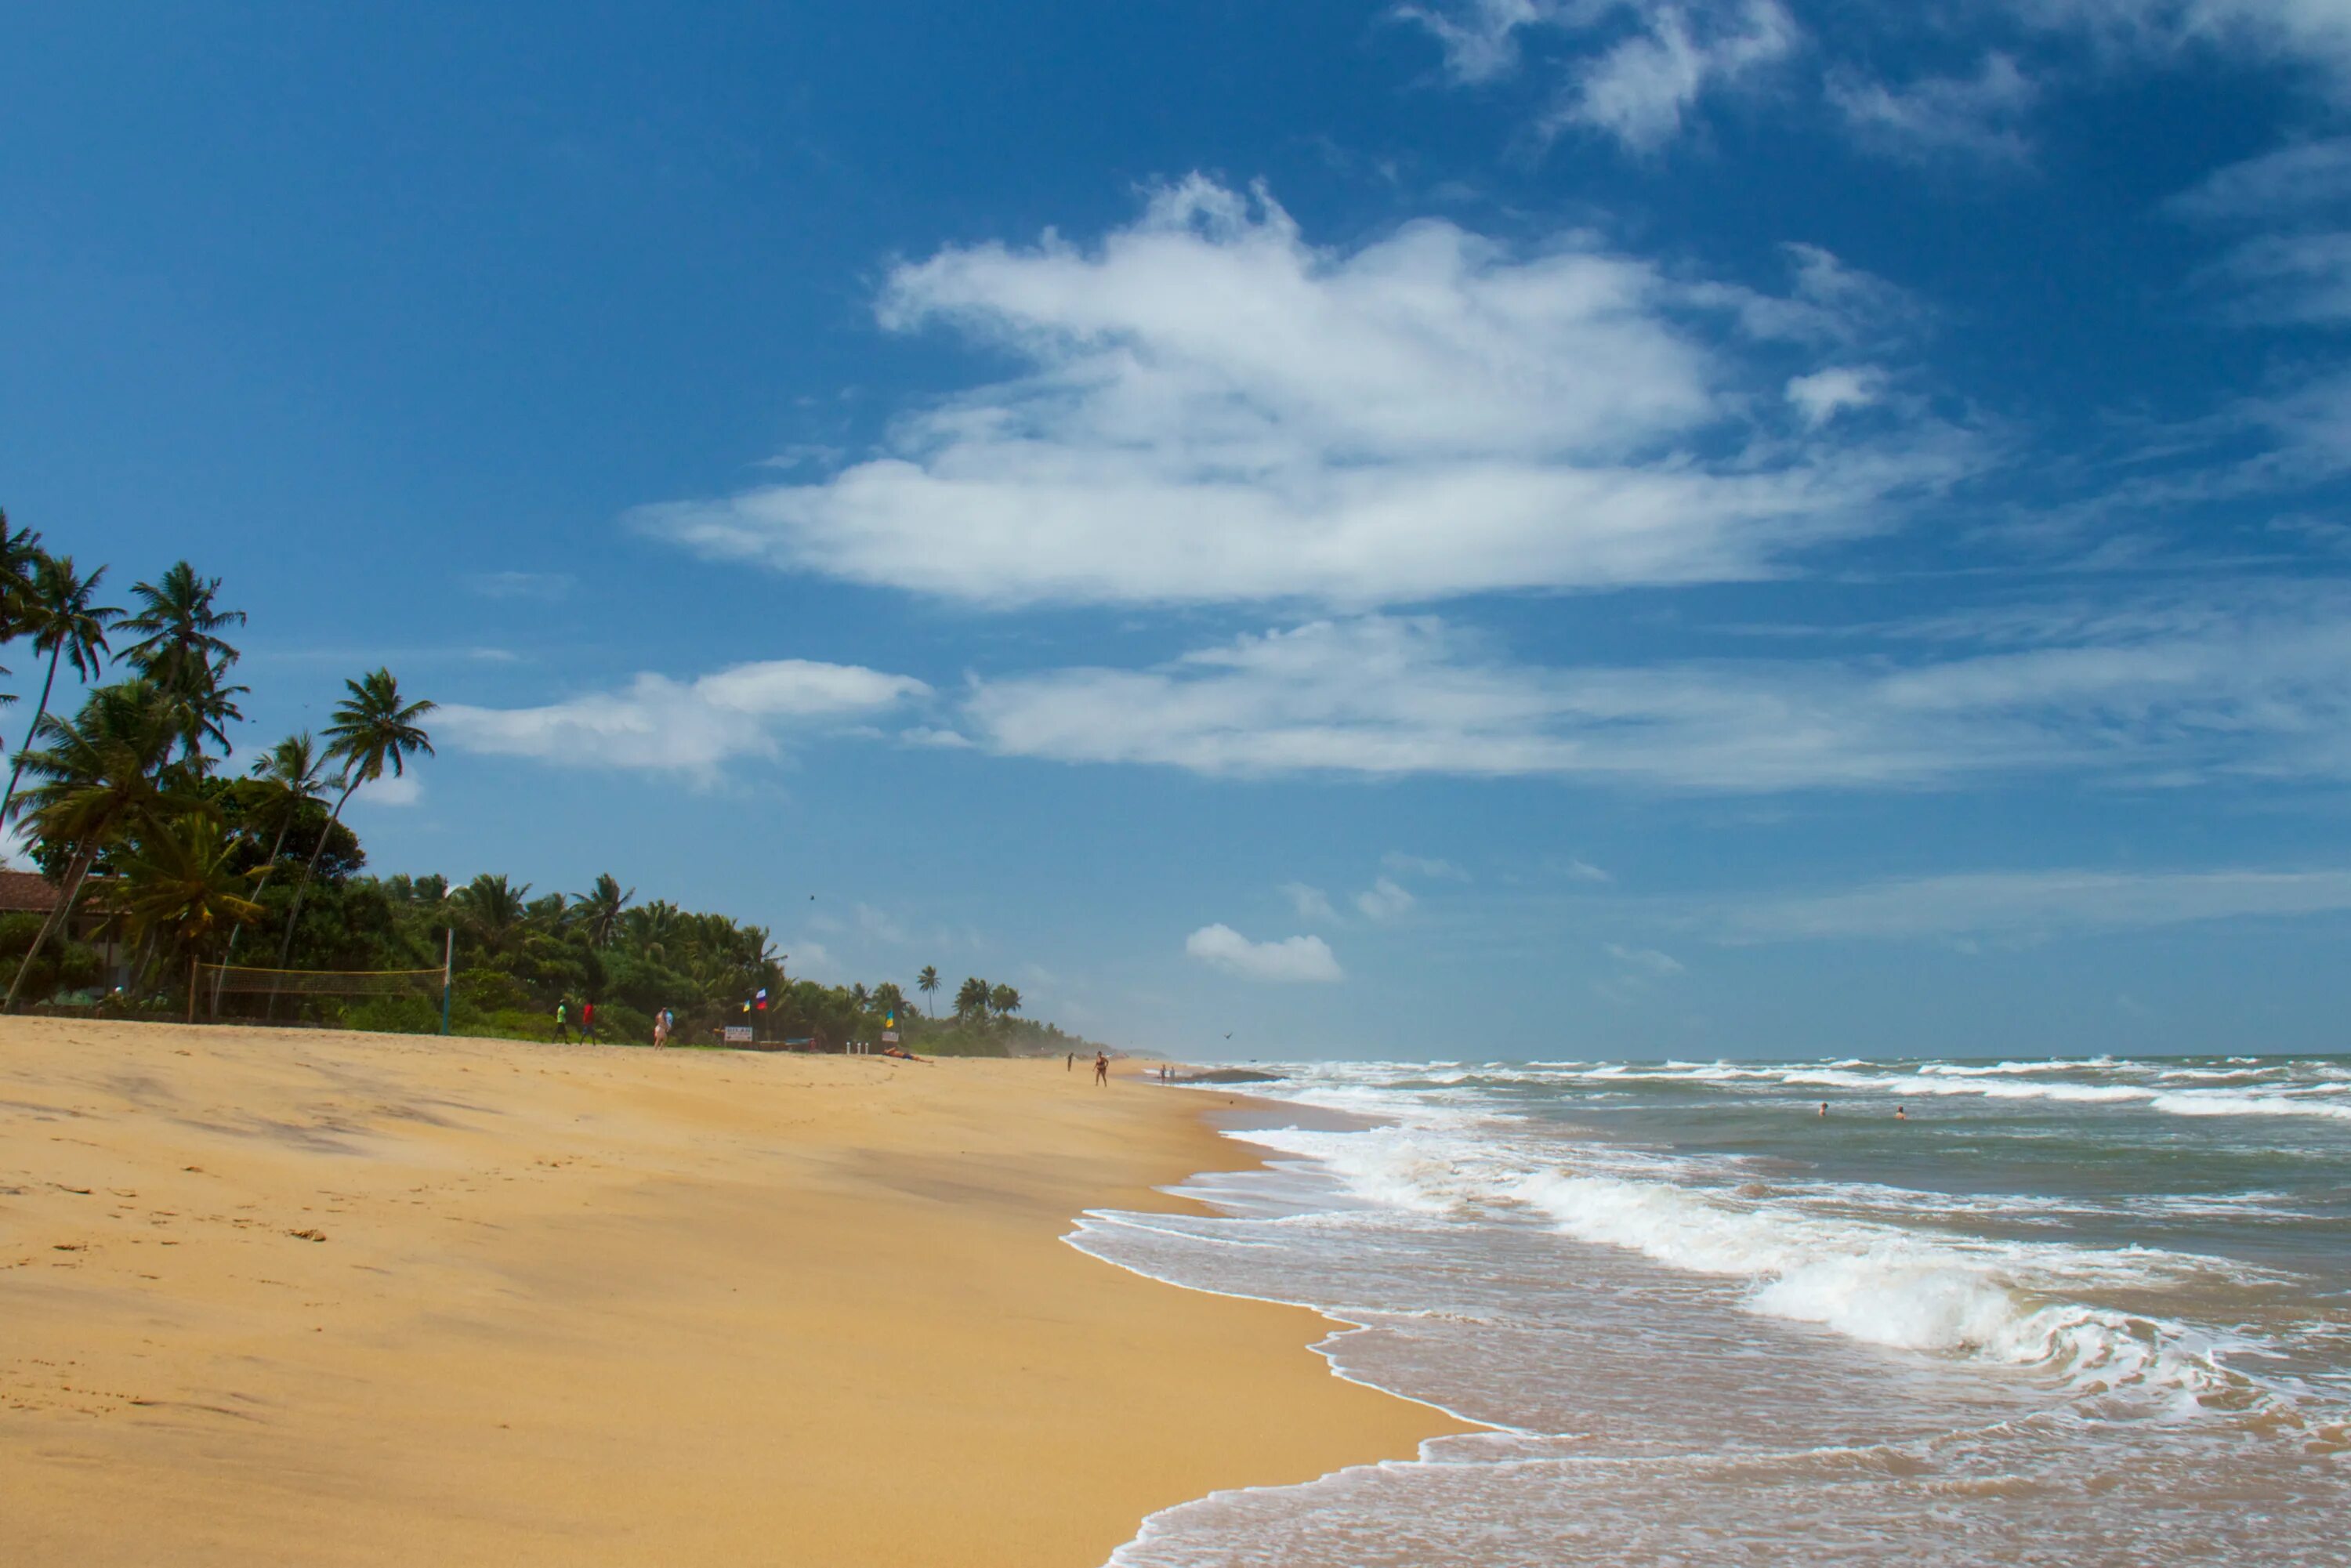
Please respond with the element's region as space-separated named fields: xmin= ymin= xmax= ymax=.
xmin=0 ymin=1018 xmax=1465 ymax=1566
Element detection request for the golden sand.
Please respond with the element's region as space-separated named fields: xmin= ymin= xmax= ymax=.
xmin=0 ymin=1018 xmax=1458 ymax=1565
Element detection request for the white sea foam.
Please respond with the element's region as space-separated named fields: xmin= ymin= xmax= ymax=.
xmin=1228 ymin=1114 xmax=2245 ymax=1407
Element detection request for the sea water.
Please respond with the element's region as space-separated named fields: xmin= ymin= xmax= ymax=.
xmin=1074 ymin=1056 xmax=2351 ymax=1566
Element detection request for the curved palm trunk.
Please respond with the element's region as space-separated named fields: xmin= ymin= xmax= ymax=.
xmin=268 ymin=779 xmax=356 ymax=1017
xmin=211 ymin=817 xmax=293 ymax=1017
xmin=5 ymin=843 xmax=96 ymax=1012
xmin=0 ymin=644 xmax=65 ymax=831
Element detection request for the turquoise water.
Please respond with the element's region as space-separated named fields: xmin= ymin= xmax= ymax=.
xmin=1078 ymin=1055 xmax=2351 ymax=1566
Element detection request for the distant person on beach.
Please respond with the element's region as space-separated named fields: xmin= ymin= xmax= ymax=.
xmin=1819 ymin=1102 xmax=1828 ymax=1117
xmin=1093 ymin=1052 xmax=1108 ymax=1086
xmin=651 ymin=1009 xmax=668 ymax=1048
xmin=580 ymin=1001 xmax=598 ymax=1043
xmin=553 ymin=1000 xmax=572 ymax=1042
xmin=1067 ymin=1052 xmax=1074 ymax=1072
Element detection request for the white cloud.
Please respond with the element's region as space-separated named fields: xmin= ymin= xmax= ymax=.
xmin=2014 ymin=0 xmax=2351 ymax=82
xmin=1400 ymin=2 xmax=1799 ymax=149
xmin=1785 ymin=365 xmax=1886 ymax=427
xmin=440 ymin=659 xmax=929 ymax=773
xmin=350 ymin=771 xmax=423 ymax=809
xmin=1551 ymin=1 xmax=1799 ymax=151
xmin=1184 ymin=924 xmax=1346 ymax=983
xmin=643 ymin=178 xmax=1963 ymax=609
xmin=2168 ymin=136 xmax=2351 ymax=223
xmin=1828 ymin=54 xmax=2038 ymax=165
xmin=1563 ymin=856 xmax=1615 ymax=882
xmin=1384 ymin=852 xmax=1472 ymax=881
xmin=1280 ymin=882 xmax=1339 ymax=922
xmin=1354 ymin=877 xmax=1420 ymax=921
xmin=961 ymin=589 xmax=2351 ymax=791
xmin=1397 ymin=0 xmax=1556 ymax=82
xmin=1719 ymin=866 xmax=2351 ymax=941
xmin=2204 ymin=231 xmax=2351 ymax=324
xmin=1604 ymin=941 xmax=1686 ymax=976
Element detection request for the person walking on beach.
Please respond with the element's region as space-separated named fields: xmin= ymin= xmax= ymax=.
xmin=1067 ymin=1052 xmax=1074 ymax=1072
xmin=652 ymin=1008 xmax=670 ymax=1048
xmin=580 ymin=1000 xmax=598 ymax=1043
xmin=1093 ymin=1051 xmax=1108 ymax=1086
xmin=553 ymin=999 xmax=573 ymax=1043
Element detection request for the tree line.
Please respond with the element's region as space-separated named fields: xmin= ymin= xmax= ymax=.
xmin=0 ymin=512 xmax=1101 ymax=1058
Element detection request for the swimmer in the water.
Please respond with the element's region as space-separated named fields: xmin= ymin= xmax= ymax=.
xmin=1896 ymin=1105 xmax=1907 ymax=1120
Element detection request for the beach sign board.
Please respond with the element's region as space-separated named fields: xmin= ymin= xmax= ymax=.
xmin=882 ymin=1030 xmax=899 ymax=1044
xmin=723 ymin=1025 xmax=754 ymax=1044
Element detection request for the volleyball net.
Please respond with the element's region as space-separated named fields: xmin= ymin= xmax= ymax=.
xmin=194 ymin=960 xmax=451 ymax=1027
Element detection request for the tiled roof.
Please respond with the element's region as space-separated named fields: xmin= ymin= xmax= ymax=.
xmin=0 ymin=869 xmax=60 ymax=915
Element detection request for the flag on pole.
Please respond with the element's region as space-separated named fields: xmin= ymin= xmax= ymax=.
xmin=755 ymin=988 xmax=769 ymax=1011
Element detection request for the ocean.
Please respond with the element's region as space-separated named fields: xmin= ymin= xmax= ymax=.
xmin=1075 ymin=1056 xmax=2351 ymax=1566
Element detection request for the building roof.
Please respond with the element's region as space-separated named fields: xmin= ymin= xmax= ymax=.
xmin=0 ymin=869 xmax=61 ymax=915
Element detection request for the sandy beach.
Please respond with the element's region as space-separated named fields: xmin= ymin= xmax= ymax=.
xmin=0 ymin=1019 xmax=1462 ymax=1566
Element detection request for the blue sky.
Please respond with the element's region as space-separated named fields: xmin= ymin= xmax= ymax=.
xmin=9 ymin=1 xmax=2351 ymax=1059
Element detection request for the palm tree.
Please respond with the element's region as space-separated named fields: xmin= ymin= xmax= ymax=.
xmin=275 ymin=668 xmax=433 ymax=969
xmin=917 ymin=965 xmax=940 ymax=1016
xmin=4 ymin=683 xmax=192 ymax=1010
xmin=0 ymin=510 xmax=45 ymax=644
xmin=2 ymin=556 xmax=117 ymax=827
xmin=571 ymin=873 xmax=635 ymax=948
xmin=119 ymin=563 xmax=245 ymax=699
xmin=989 ymin=983 xmax=1022 ymax=1022
xmin=849 ymin=982 xmax=871 ymax=1012
xmin=113 ymin=813 xmax=265 ymax=990
xmin=955 ymin=975 xmax=989 ymax=1022
xmin=244 ymin=733 xmax=329 ymax=879
xmin=151 ymin=656 xmax=248 ymax=772
xmin=452 ymin=873 xmax=535 ymax=958
xmin=620 ymin=899 xmax=681 ymax=962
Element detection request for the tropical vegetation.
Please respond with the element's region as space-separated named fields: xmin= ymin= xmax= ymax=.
xmin=0 ymin=512 xmax=1105 ymax=1059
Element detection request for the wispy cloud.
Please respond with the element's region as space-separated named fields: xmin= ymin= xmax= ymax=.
xmin=1828 ymin=54 xmax=2038 ymax=165
xmin=1185 ymin=923 xmax=1345 ymax=982
xmin=960 ymin=588 xmax=2351 ymax=791
xmin=1354 ymin=876 xmax=1419 ymax=921
xmin=1400 ymin=2 xmax=1799 ymax=150
xmin=440 ymin=660 xmax=929 ymax=773
xmin=1280 ymin=882 xmax=1339 ymax=922
xmin=1719 ymin=866 xmax=2351 ymax=941
xmin=643 ymin=178 xmax=1962 ymax=609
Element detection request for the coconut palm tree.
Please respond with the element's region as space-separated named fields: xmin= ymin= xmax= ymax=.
xmin=1 ymin=556 xmax=117 ymax=827
xmin=150 ymin=656 xmax=248 ymax=772
xmin=119 ymin=562 xmax=245 ymax=701
xmin=452 ymin=873 xmax=534 ymax=958
xmin=0 ymin=510 xmax=45 ymax=645
xmin=112 ymin=812 xmax=265 ymax=988
xmin=989 ymin=983 xmax=1022 ymax=1022
xmin=207 ymin=733 xmax=329 ymax=1001
xmin=620 ymin=899 xmax=681 ymax=963
xmin=4 ymin=682 xmax=193 ymax=1010
xmin=571 ymin=873 xmax=635 ymax=948
xmin=917 ymin=965 xmax=940 ymax=1016
xmin=275 ymin=668 xmax=433 ymax=969
xmin=871 ymin=981 xmax=907 ymax=1023
xmin=955 ymin=975 xmax=989 ymax=1021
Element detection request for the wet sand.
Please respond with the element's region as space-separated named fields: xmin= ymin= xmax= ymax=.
xmin=0 ymin=1018 xmax=1462 ymax=1566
